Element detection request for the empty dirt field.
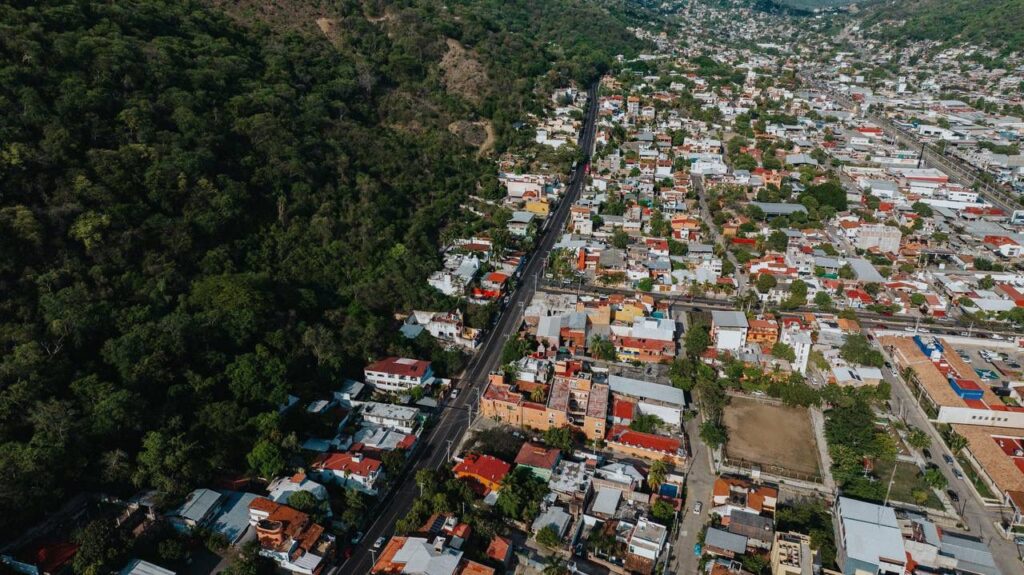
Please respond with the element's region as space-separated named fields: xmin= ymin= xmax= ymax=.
xmin=722 ymin=396 xmax=820 ymax=478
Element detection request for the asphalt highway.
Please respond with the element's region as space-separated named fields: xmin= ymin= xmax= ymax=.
xmin=335 ymin=83 xmax=599 ymax=575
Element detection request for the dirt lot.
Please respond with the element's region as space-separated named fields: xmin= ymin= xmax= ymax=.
xmin=723 ymin=396 xmax=820 ymax=478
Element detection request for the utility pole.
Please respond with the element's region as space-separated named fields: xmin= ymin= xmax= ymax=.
xmin=445 ymin=439 xmax=454 ymax=463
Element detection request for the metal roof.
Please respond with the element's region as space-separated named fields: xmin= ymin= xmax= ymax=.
xmin=607 ymin=375 xmax=685 ymax=407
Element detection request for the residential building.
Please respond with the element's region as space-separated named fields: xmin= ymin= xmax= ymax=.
xmin=360 ymin=402 xmax=420 ymax=433
xmin=513 ymin=443 xmax=561 ymax=480
xmin=711 ymin=476 xmax=777 ymax=518
xmin=364 ymin=357 xmax=434 ymax=392
xmin=625 ymin=517 xmax=668 ymax=575
xmin=310 ymin=452 xmax=383 ymax=494
xmin=120 ymin=561 xmax=175 ymax=575
xmin=370 ymin=536 xmax=494 ymax=575
xmin=267 ymin=472 xmax=329 ymax=507
xmin=605 ymin=425 xmax=686 ymax=465
xmin=834 ymin=497 xmax=905 ymax=575
xmin=770 ymin=532 xmax=817 ymax=575
xmin=780 ymin=327 xmax=812 ymax=375
xmin=855 ymin=224 xmax=902 ymax=253
xmin=711 ymin=311 xmax=749 ymax=351
xmin=248 ymin=498 xmax=335 ymax=575
xmin=453 ymin=454 xmax=511 ymax=495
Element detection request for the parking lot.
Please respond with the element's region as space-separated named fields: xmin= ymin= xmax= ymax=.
xmin=946 ymin=342 xmax=1024 ymax=404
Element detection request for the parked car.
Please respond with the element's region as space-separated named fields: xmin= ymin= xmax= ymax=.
xmin=693 ymin=502 xmax=703 ymax=515
xmin=351 ymin=531 xmax=364 ymax=544
xmin=373 ymin=537 xmax=387 ymax=550
xmin=943 ymin=454 xmax=955 ymax=466
xmin=953 ymin=468 xmax=964 ymax=480
xmin=922 ymin=448 xmax=932 ymax=460
xmin=947 ymin=489 xmax=960 ymax=503
xmin=450 ymin=389 xmax=459 ymax=399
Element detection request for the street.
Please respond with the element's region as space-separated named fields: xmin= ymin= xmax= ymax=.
xmin=671 ymin=416 xmax=714 ymax=575
xmin=879 ymin=347 xmax=1023 ymax=573
xmin=692 ymin=172 xmax=746 ymax=293
xmin=336 ymin=83 xmax=600 ymax=575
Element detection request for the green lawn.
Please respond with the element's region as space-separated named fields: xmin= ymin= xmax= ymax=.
xmin=957 ymin=455 xmax=996 ymax=499
xmin=880 ymin=460 xmax=944 ymax=510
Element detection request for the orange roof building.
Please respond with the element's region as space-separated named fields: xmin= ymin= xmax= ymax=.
xmin=453 ymin=454 xmax=511 ymax=495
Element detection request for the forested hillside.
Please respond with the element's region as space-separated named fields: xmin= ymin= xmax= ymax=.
xmin=860 ymin=0 xmax=1024 ymax=51
xmin=0 ymin=0 xmax=642 ymax=537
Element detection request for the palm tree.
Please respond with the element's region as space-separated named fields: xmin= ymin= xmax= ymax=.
xmin=647 ymin=460 xmax=668 ymax=490
xmin=543 ymin=557 xmax=570 ymax=575
xmin=947 ymin=432 xmax=968 ymax=455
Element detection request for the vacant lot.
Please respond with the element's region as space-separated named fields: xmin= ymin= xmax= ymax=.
xmin=723 ymin=396 xmax=820 ymax=478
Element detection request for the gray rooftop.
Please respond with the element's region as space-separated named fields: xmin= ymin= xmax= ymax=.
xmin=174 ymin=488 xmax=222 ymax=523
xmin=750 ymin=202 xmax=808 ymax=216
xmin=711 ymin=310 xmax=749 ymax=329
xmin=120 ymin=560 xmax=175 ymax=575
xmin=592 ymin=488 xmax=623 ymax=516
xmin=705 ymin=527 xmax=748 ymax=554
xmin=847 ymin=257 xmax=885 ymax=283
xmin=608 ymin=375 xmax=685 ymax=407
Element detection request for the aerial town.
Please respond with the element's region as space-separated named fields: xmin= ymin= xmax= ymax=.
xmin=3 ymin=2 xmax=1024 ymax=575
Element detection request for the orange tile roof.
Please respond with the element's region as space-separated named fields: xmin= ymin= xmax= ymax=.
xmin=514 ymin=443 xmax=561 ymax=470
xmin=486 ymin=536 xmax=511 ymax=563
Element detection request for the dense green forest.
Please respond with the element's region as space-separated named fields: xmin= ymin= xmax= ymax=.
xmin=0 ymin=0 xmax=643 ymax=537
xmin=861 ymin=0 xmax=1024 ymax=51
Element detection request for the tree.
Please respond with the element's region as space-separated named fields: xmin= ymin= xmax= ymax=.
xmin=909 ymin=293 xmax=926 ymax=306
xmin=767 ymin=230 xmax=789 ymax=252
xmin=782 ymin=279 xmax=808 ymax=309
xmin=612 ymin=227 xmax=630 ymax=249
xmin=630 ymin=413 xmax=664 ymax=434
xmin=647 ymin=460 xmax=668 ymax=490
xmin=247 ymin=439 xmax=285 ymax=480
xmin=684 ymin=325 xmax=711 ymax=357
xmin=536 ymin=525 xmax=561 ymax=549
xmin=699 ymin=421 xmax=728 ymax=449
xmin=946 ymin=432 xmax=968 ymax=454
xmin=771 ymin=342 xmax=796 ymax=362
xmin=756 ymin=273 xmax=777 ymax=294
xmin=502 ymin=336 xmax=534 ymax=364
xmin=223 ymin=541 xmax=275 ymax=575
xmin=978 ymin=275 xmax=995 ymax=290
xmin=542 ymin=557 xmax=570 ymax=575
xmin=923 ymin=467 xmax=948 ymax=489
xmin=650 ymin=499 xmax=676 ymax=525
xmin=544 ymin=426 xmax=575 ymax=452
xmin=906 ymin=427 xmax=931 ymax=450
xmin=73 ymin=519 xmax=125 ymax=575
xmin=497 ymin=467 xmax=549 ymax=522
xmin=814 ymin=291 xmax=834 ymax=310
xmin=589 ymin=336 xmax=616 ymax=361
xmin=838 ymin=263 xmax=855 ymax=280
xmin=840 ymin=334 xmax=885 ymax=367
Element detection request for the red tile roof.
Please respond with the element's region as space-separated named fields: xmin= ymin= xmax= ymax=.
xmin=606 ymin=425 xmax=681 ymax=454
xmin=514 ymin=443 xmax=561 ymax=470
xmin=365 ymin=357 xmax=431 ymax=378
xmin=453 ymin=454 xmax=511 ymax=484
xmin=312 ymin=451 xmax=381 ymax=477
xmin=486 ymin=536 xmax=512 ymax=563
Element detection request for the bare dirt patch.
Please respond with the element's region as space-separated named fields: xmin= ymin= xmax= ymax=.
xmin=723 ymin=396 xmax=820 ymax=478
xmin=439 ymin=39 xmax=489 ymax=104
xmin=448 ymin=120 xmax=495 ymax=155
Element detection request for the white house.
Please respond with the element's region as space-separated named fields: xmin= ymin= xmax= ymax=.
xmin=363 ymin=357 xmax=434 ymax=392
xmin=711 ymin=310 xmax=748 ymax=351
xmin=310 ymin=451 xmax=383 ymax=494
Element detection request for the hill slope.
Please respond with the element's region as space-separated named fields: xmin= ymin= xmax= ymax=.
xmin=0 ymin=0 xmax=644 ymax=538
xmin=861 ymin=0 xmax=1024 ymax=50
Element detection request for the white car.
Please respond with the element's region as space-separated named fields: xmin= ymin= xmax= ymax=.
xmin=373 ymin=536 xmax=387 ymax=550
xmin=693 ymin=502 xmax=703 ymax=514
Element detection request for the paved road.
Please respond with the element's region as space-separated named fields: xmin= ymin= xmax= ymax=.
xmin=671 ymin=416 xmax=714 ymax=574
xmin=336 ymin=83 xmax=600 ymax=575
xmin=691 ymin=173 xmax=746 ymax=293
xmin=879 ymin=347 xmax=1023 ymax=574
